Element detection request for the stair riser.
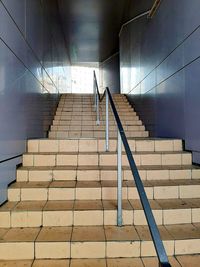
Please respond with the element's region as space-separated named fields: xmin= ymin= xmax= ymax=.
xmin=27 ymin=139 xmax=182 ymax=153
xmin=0 ymin=239 xmax=199 ymax=260
xmin=55 ymin=111 xmax=135 ymax=115
xmin=50 ymin=128 xmax=145 ymax=133
xmin=49 ymin=131 xmax=148 ymax=139
xmin=48 ymin=132 xmax=149 ymax=138
xmin=1 ymin=208 xmax=199 ymax=228
xmin=55 ymin=111 xmax=136 ymax=116
xmin=17 ymin=169 xmax=198 ymax=182
xmin=22 ymin=153 xmax=192 ymax=167
xmin=58 ymin=101 xmax=130 ymax=104
xmin=54 ymin=115 xmax=137 ymax=120
xmin=49 ymin=131 xmax=147 ymax=138
xmin=53 ymin=120 xmax=143 ymax=126
xmin=53 ymin=116 xmax=139 ymax=121
xmin=50 ymin=126 xmax=145 ymax=131
xmin=57 ymin=106 xmax=132 ymax=109
xmin=8 ymin=184 xmax=200 ymax=201
xmin=57 ymin=105 xmax=132 ymax=110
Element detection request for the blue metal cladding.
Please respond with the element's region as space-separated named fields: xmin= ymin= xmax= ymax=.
xmin=100 ymin=54 xmax=120 ymax=94
xmin=120 ymin=0 xmax=200 ymax=164
xmin=0 ymin=0 xmax=71 ymax=204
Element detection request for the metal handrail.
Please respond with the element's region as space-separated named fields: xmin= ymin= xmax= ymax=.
xmin=148 ymin=0 xmax=162 ymax=19
xmin=93 ymin=71 xmax=100 ymax=125
xmin=93 ymin=72 xmax=171 ymax=267
xmin=105 ymin=87 xmax=171 ymax=267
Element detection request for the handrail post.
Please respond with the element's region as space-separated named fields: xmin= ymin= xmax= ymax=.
xmin=96 ymin=93 xmax=100 ymax=125
xmin=93 ymin=73 xmax=97 ymax=111
xmin=105 ymin=89 xmax=109 ymax=151
xmin=117 ymin=130 xmax=122 ymax=226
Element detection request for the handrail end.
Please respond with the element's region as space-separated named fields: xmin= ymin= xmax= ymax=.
xmin=160 ymin=262 xmax=172 ymax=267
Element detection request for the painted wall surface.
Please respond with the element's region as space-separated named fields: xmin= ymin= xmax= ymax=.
xmin=0 ymin=0 xmax=71 ymax=203
xmin=100 ymin=53 xmax=120 ymax=94
xmin=120 ymin=0 xmax=200 ymax=164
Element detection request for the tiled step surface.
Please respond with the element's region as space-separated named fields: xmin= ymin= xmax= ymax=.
xmin=1 ymin=198 xmax=200 ymax=228
xmin=51 ymin=125 xmax=145 ymax=131
xmin=22 ymin=151 xmax=192 ymax=167
xmin=16 ymin=165 xmax=200 ymax=182
xmin=53 ymin=115 xmax=139 ymax=120
xmin=50 ymin=94 xmax=150 ymax=139
xmin=52 ymin=119 xmax=144 ymax=126
xmin=49 ymin=130 xmax=149 ymax=139
xmin=7 ymin=179 xmax=200 ymax=202
xmin=27 ymin=139 xmax=183 ymax=153
xmin=1 ymin=255 xmax=200 ymax=266
xmin=0 ymin=224 xmax=200 ymax=260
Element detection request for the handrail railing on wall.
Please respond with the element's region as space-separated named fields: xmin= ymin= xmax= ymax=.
xmin=148 ymin=0 xmax=162 ymax=19
xmin=93 ymin=71 xmax=171 ymax=267
xmin=93 ymin=70 xmax=100 ymax=125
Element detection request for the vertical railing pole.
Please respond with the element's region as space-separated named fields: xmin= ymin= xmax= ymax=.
xmin=105 ymin=89 xmax=109 ymax=151
xmin=117 ymin=130 xmax=122 ymax=226
xmin=94 ymin=74 xmax=96 ymax=111
xmin=96 ymin=93 xmax=100 ymax=125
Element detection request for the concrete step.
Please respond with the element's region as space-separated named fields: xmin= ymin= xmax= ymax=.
xmin=48 ymin=131 xmax=149 ymax=139
xmin=1 ymin=256 xmax=199 ymax=267
xmin=22 ymin=151 xmax=192 ymax=167
xmin=57 ymin=103 xmax=131 ymax=108
xmin=56 ymin=107 xmax=135 ymax=112
xmin=27 ymin=139 xmax=182 ymax=154
xmin=52 ymin=119 xmax=143 ymax=126
xmin=50 ymin=125 xmax=145 ymax=132
xmin=2 ymin=198 xmax=200 ymax=228
xmin=7 ymin=179 xmax=200 ymax=202
xmin=54 ymin=113 xmax=137 ymax=119
xmin=53 ymin=115 xmax=139 ymax=121
xmin=50 ymin=126 xmax=145 ymax=132
xmin=0 ymin=224 xmax=200 ymax=260
xmin=53 ymin=118 xmax=140 ymax=125
xmin=16 ymin=165 xmax=200 ymax=182
xmin=55 ymin=110 xmax=136 ymax=115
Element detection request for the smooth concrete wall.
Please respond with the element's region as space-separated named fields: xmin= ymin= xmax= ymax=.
xmin=100 ymin=53 xmax=120 ymax=94
xmin=0 ymin=0 xmax=71 ymax=203
xmin=120 ymin=0 xmax=200 ymax=164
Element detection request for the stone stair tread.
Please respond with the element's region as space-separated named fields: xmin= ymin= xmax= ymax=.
xmin=18 ymin=164 xmax=200 ymax=171
xmin=23 ymin=151 xmax=190 ymax=155
xmin=2 ymin=198 xmax=200 ymax=212
xmin=29 ymin=137 xmax=182 ymax=141
xmin=1 ymin=256 xmax=200 ymax=267
xmin=9 ymin=179 xmax=200 ymax=189
xmin=0 ymin=260 xmax=34 ymax=267
xmin=1 ymin=224 xmax=200 ymax=243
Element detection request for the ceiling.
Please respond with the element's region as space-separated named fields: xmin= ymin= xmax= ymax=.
xmin=57 ymin=0 xmax=154 ymax=63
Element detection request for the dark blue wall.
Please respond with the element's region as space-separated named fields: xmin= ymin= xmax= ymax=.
xmin=0 ymin=0 xmax=71 ymax=204
xmin=120 ymin=0 xmax=200 ymax=164
xmin=100 ymin=53 xmax=120 ymax=94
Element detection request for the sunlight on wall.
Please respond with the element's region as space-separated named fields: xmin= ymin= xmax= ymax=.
xmin=37 ymin=65 xmax=99 ymax=94
xmin=71 ymin=66 xmax=99 ymax=94
xmin=37 ymin=65 xmax=71 ymax=94
xmin=121 ymin=67 xmax=130 ymax=93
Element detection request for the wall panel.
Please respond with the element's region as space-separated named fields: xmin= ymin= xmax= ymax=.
xmin=100 ymin=53 xmax=120 ymax=94
xmin=120 ymin=0 xmax=200 ymax=164
xmin=0 ymin=0 xmax=71 ymax=203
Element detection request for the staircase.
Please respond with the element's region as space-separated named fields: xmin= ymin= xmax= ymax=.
xmin=0 ymin=93 xmax=200 ymax=266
